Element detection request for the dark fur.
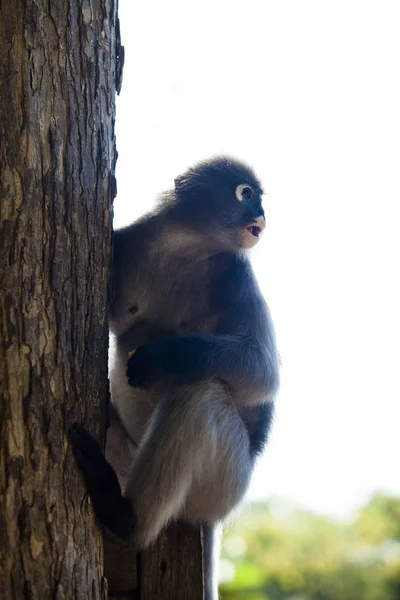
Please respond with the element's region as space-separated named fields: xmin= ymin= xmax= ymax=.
xmin=71 ymin=156 xmax=279 ymax=597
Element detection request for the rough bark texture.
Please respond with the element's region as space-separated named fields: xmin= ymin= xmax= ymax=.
xmin=0 ymin=1 xmax=206 ymax=597
xmin=0 ymin=1 xmax=121 ymax=597
xmin=105 ymin=522 xmax=205 ymax=599
xmin=139 ymin=522 xmax=205 ymax=600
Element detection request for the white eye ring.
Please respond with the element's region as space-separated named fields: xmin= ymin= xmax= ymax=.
xmin=235 ymin=184 xmax=253 ymax=202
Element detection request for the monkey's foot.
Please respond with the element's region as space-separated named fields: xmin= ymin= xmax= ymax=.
xmin=69 ymin=423 xmax=135 ymax=540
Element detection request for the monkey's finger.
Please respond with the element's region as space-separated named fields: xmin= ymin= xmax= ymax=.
xmin=128 ymin=349 xmax=136 ymax=358
xmin=128 ymin=376 xmax=151 ymax=390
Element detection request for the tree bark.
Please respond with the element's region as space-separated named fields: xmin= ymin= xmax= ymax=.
xmin=139 ymin=522 xmax=205 ymax=600
xmin=1 ymin=1 xmax=207 ymax=597
xmin=0 ymin=1 xmax=121 ymax=598
xmin=105 ymin=522 xmax=205 ymax=599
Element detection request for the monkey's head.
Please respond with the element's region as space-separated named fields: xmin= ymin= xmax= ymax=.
xmin=173 ymin=157 xmax=266 ymax=250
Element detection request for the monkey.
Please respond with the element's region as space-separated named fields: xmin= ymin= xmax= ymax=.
xmin=70 ymin=156 xmax=279 ymax=593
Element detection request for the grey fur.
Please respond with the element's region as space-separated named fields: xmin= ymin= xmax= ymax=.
xmin=106 ymin=156 xmax=279 ymax=594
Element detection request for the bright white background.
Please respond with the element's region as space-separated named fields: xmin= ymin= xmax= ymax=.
xmin=115 ymin=0 xmax=400 ymax=518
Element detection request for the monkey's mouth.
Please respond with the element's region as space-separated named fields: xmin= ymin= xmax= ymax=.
xmin=246 ymin=225 xmax=262 ymax=238
xmin=241 ymin=217 xmax=266 ymax=248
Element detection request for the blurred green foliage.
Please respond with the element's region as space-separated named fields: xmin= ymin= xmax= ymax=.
xmin=219 ymin=494 xmax=400 ymax=600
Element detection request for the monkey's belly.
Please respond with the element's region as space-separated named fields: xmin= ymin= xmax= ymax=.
xmin=109 ymin=324 xmax=173 ymax=445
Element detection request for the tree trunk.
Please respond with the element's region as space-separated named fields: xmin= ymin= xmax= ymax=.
xmin=0 ymin=1 xmax=121 ymax=597
xmin=1 ymin=1 xmax=207 ymax=597
xmin=139 ymin=522 xmax=205 ymax=600
xmin=105 ymin=522 xmax=205 ymax=599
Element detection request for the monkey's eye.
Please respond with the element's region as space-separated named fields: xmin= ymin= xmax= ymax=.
xmin=235 ymin=184 xmax=253 ymax=202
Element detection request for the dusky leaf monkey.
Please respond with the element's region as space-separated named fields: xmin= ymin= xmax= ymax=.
xmin=70 ymin=156 xmax=279 ymax=597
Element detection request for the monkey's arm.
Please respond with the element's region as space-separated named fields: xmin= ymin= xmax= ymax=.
xmin=126 ymin=333 xmax=279 ymax=404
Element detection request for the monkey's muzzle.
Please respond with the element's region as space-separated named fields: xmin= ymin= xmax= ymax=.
xmin=241 ymin=216 xmax=266 ymax=248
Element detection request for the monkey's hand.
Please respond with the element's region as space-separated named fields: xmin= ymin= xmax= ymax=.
xmin=126 ymin=336 xmax=210 ymax=388
xmin=126 ymin=342 xmax=166 ymax=388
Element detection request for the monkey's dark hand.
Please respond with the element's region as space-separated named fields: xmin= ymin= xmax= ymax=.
xmin=126 ymin=342 xmax=166 ymax=389
xmin=126 ymin=336 xmax=210 ymax=388
xmin=69 ymin=423 xmax=135 ymax=540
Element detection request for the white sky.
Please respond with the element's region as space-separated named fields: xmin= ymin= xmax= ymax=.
xmin=115 ymin=0 xmax=400 ymax=518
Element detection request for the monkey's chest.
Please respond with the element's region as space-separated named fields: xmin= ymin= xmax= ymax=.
xmin=140 ymin=260 xmax=218 ymax=334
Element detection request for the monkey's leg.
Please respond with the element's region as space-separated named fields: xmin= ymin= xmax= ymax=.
xmin=69 ymin=423 xmax=135 ymax=539
xmin=125 ymin=380 xmax=252 ymax=549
